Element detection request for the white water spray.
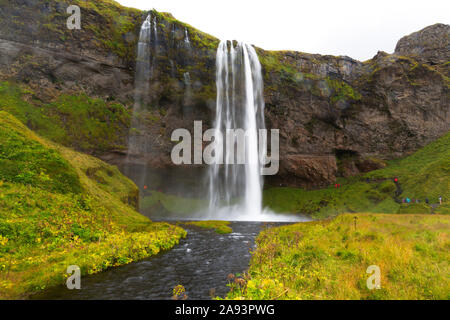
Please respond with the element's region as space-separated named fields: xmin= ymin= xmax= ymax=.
xmin=128 ymin=14 xmax=152 ymax=156
xmin=184 ymin=28 xmax=190 ymax=45
xmin=152 ymin=16 xmax=158 ymax=39
xmin=208 ymin=40 xmax=266 ymax=220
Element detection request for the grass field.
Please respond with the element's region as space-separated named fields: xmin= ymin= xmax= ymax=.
xmin=226 ymin=213 xmax=450 ymax=300
xmin=0 ymin=111 xmax=186 ymax=299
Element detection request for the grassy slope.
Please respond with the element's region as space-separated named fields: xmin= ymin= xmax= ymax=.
xmin=227 ymin=214 xmax=449 ymax=300
xmin=264 ymin=132 xmax=450 ymax=218
xmin=0 ymin=111 xmax=186 ymax=299
xmin=0 ymin=81 xmax=131 ymax=154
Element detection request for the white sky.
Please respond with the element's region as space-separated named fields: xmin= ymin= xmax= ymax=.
xmin=116 ymin=0 xmax=449 ymax=61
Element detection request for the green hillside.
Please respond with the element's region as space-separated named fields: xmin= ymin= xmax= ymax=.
xmin=0 ymin=81 xmax=131 ymax=154
xmin=264 ymin=132 xmax=450 ymax=218
xmin=0 ymin=111 xmax=186 ymax=299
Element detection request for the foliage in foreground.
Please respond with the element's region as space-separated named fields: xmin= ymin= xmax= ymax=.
xmin=0 ymin=111 xmax=186 ymax=299
xmin=264 ymin=132 xmax=450 ymax=218
xmin=226 ymin=214 xmax=449 ymax=300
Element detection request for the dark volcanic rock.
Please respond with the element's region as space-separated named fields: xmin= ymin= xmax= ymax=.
xmin=395 ymin=23 xmax=450 ymax=64
xmin=0 ymin=0 xmax=448 ymax=188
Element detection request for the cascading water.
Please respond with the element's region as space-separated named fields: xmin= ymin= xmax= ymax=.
xmin=152 ymin=16 xmax=158 ymax=41
xmin=208 ymin=40 xmax=266 ymax=220
xmin=184 ymin=28 xmax=190 ymax=45
xmin=127 ymin=18 xmax=304 ymax=222
xmin=127 ymin=14 xmax=152 ymax=156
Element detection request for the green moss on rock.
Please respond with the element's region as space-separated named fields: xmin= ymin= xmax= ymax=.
xmin=0 ymin=81 xmax=131 ymax=154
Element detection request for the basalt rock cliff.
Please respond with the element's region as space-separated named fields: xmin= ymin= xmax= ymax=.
xmin=0 ymin=0 xmax=448 ymax=188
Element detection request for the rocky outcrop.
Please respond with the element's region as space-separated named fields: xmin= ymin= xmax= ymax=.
xmin=395 ymin=23 xmax=449 ymax=64
xmin=0 ymin=38 xmax=134 ymax=102
xmin=0 ymin=0 xmax=448 ymax=188
xmin=268 ymin=155 xmax=338 ymax=188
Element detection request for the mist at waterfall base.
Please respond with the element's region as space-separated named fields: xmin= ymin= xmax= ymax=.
xmin=205 ymin=40 xmax=304 ymax=223
xmin=123 ymin=16 xmax=308 ymax=223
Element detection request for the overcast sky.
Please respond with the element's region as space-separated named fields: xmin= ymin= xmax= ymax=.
xmin=116 ymin=0 xmax=449 ymax=61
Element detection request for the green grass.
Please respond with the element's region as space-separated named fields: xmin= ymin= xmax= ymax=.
xmin=226 ymin=214 xmax=449 ymax=300
xmin=0 ymin=111 xmax=186 ymax=299
xmin=69 ymin=0 xmax=219 ymax=60
xmin=263 ymin=179 xmax=401 ymax=218
xmin=185 ymin=221 xmax=232 ymax=234
xmin=0 ymin=114 xmax=82 ymax=194
xmin=257 ymin=49 xmax=362 ymax=106
xmin=0 ymin=81 xmax=131 ymax=153
xmin=264 ymin=132 xmax=450 ymax=218
xmin=154 ymin=11 xmax=219 ymax=51
xmin=365 ymin=132 xmax=450 ymax=201
xmin=325 ymin=77 xmax=362 ymax=103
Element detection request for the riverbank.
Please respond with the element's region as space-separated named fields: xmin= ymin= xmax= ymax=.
xmin=0 ymin=112 xmax=186 ymax=299
xmin=226 ymin=213 xmax=450 ymax=300
xmin=32 ymin=222 xmax=264 ymax=300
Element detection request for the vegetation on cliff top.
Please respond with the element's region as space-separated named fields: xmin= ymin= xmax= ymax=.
xmin=258 ymin=49 xmax=362 ymax=105
xmin=72 ymin=0 xmax=219 ymax=60
xmin=264 ymin=132 xmax=450 ymax=218
xmin=226 ymin=214 xmax=449 ymax=300
xmin=0 ymin=111 xmax=186 ymax=299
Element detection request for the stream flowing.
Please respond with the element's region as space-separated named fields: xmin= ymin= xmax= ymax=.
xmin=30 ymin=24 xmax=314 ymax=300
xmin=33 ymin=222 xmax=296 ymax=300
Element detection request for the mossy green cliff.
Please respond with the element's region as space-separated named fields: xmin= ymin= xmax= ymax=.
xmin=0 ymin=0 xmax=448 ymax=188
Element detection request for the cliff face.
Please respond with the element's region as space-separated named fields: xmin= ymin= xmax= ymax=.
xmin=0 ymin=0 xmax=448 ymax=188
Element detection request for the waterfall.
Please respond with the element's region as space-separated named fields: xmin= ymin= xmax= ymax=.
xmin=152 ymin=16 xmax=158 ymax=40
xmin=208 ymin=40 xmax=266 ymax=219
xmin=128 ymin=14 xmax=152 ymax=156
xmin=184 ymin=28 xmax=190 ymax=45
